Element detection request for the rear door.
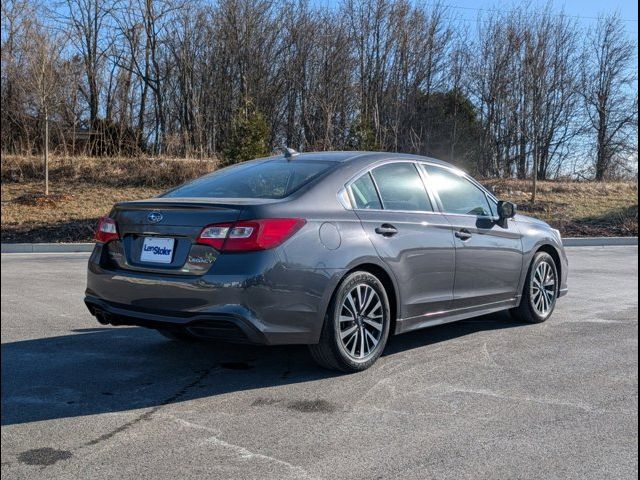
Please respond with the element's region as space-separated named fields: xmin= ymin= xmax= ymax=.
xmin=350 ymin=162 xmax=455 ymax=319
xmin=422 ymin=164 xmax=523 ymax=309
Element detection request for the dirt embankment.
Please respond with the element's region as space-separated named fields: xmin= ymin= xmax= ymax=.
xmin=1 ymin=155 xmax=637 ymax=242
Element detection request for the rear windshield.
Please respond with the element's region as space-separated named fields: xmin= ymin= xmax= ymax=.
xmin=163 ymin=159 xmax=335 ymax=199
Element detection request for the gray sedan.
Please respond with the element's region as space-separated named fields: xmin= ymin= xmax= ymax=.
xmin=85 ymin=151 xmax=568 ymax=372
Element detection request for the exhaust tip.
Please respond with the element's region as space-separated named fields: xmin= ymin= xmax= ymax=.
xmin=95 ymin=311 xmax=110 ymax=325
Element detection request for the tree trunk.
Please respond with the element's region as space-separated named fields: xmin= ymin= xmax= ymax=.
xmin=595 ymin=110 xmax=608 ymax=181
xmin=531 ymin=146 xmax=538 ymax=205
xmin=44 ymin=109 xmax=49 ymax=196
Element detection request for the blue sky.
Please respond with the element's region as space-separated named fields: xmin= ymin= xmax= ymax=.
xmin=445 ymin=0 xmax=638 ymax=42
xmin=312 ymin=0 xmax=638 ymax=45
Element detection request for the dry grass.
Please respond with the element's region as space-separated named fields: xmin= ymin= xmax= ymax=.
xmin=1 ymin=155 xmax=637 ymax=242
xmin=1 ymin=154 xmax=215 ymax=242
xmin=1 ymin=154 xmax=217 ymax=187
xmin=1 ymin=182 xmax=165 ymax=242
xmin=483 ymin=179 xmax=638 ymax=237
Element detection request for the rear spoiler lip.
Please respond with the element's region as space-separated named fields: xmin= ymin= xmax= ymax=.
xmin=114 ymin=196 xmax=281 ymax=210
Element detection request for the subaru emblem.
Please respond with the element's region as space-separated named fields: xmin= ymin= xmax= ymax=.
xmin=147 ymin=212 xmax=163 ymax=223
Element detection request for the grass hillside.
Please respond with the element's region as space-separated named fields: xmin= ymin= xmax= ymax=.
xmin=1 ymin=155 xmax=637 ymax=243
xmin=1 ymin=155 xmax=215 ymax=243
xmin=484 ymin=179 xmax=638 ymax=238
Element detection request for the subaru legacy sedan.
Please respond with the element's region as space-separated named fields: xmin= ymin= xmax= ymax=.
xmin=85 ymin=151 xmax=568 ymax=372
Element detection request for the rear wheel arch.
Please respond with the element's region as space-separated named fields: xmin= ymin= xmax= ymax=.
xmin=310 ymin=268 xmax=393 ymax=371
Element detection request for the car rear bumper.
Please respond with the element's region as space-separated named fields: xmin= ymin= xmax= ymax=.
xmin=85 ymin=244 xmax=345 ymax=345
xmin=85 ymin=296 xmax=268 ymax=343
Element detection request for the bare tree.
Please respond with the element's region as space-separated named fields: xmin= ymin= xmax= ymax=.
xmin=1 ymin=0 xmax=637 ymax=184
xmin=1 ymin=0 xmax=37 ymax=154
xmin=63 ymin=0 xmax=115 ymax=133
xmin=470 ymin=5 xmax=583 ymax=201
xmin=524 ymin=9 xmax=581 ymax=201
xmin=23 ymin=21 xmax=67 ymax=194
xmin=581 ymin=14 xmax=638 ymax=181
xmin=471 ymin=11 xmax=516 ymax=177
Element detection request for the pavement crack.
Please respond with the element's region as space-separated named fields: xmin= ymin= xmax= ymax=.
xmin=171 ymin=417 xmax=322 ymax=480
xmin=82 ymin=365 xmax=217 ymax=449
xmin=437 ymin=385 xmax=596 ymax=412
xmin=482 ymin=342 xmax=501 ymax=368
xmin=83 ymin=409 xmax=155 ymax=447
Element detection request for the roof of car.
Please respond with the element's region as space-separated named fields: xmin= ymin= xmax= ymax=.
xmin=275 ymin=151 xmax=457 ymax=169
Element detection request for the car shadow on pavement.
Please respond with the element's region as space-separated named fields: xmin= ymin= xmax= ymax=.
xmin=1 ymin=311 xmax=521 ymax=426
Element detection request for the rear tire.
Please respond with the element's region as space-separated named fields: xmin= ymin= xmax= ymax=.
xmin=510 ymin=252 xmax=559 ymax=324
xmin=309 ymin=271 xmax=391 ymax=372
xmin=156 ymin=329 xmax=199 ymax=342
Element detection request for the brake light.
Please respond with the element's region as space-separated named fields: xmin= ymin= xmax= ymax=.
xmin=95 ymin=216 xmax=119 ymax=243
xmin=197 ymin=218 xmax=305 ymax=252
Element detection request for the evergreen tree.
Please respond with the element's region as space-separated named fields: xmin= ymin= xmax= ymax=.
xmin=221 ymin=102 xmax=270 ymax=166
xmin=347 ymin=115 xmax=381 ymax=151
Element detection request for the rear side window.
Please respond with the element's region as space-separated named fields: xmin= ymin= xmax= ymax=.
xmin=371 ymin=163 xmax=433 ymax=212
xmin=425 ymin=165 xmax=492 ymax=216
xmin=163 ymin=159 xmax=335 ymax=199
xmin=350 ymin=173 xmax=382 ymax=209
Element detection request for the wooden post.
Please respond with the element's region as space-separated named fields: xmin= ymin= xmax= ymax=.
xmin=531 ymin=149 xmax=538 ymax=205
xmin=532 ymin=172 xmax=537 ymax=204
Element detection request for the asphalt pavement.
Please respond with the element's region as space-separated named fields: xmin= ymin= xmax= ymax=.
xmin=1 ymin=246 xmax=638 ymax=479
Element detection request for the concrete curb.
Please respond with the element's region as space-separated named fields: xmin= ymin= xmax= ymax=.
xmin=562 ymin=237 xmax=638 ymax=247
xmin=1 ymin=243 xmax=95 ymax=253
xmin=1 ymin=237 xmax=637 ymax=253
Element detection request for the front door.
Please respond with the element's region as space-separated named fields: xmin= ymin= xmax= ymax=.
xmin=350 ymin=162 xmax=456 ymax=319
xmin=422 ymin=164 xmax=523 ymax=310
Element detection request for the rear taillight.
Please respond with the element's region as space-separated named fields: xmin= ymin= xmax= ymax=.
xmin=197 ymin=218 xmax=305 ymax=252
xmin=95 ymin=216 xmax=119 ymax=243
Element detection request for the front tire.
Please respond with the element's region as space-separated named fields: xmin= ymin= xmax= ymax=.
xmin=511 ymin=252 xmax=559 ymax=324
xmin=309 ymin=271 xmax=391 ymax=372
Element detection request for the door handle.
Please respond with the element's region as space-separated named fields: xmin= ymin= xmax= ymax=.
xmin=455 ymin=229 xmax=472 ymax=241
xmin=375 ymin=224 xmax=398 ymax=237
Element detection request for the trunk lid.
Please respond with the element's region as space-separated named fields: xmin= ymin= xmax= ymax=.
xmin=111 ymin=198 xmax=252 ymax=232
xmin=107 ymin=198 xmax=268 ymax=273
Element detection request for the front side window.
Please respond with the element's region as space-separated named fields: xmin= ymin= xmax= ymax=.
xmin=163 ymin=159 xmax=335 ymax=199
xmin=424 ymin=165 xmax=492 ymax=216
xmin=370 ymin=163 xmax=433 ymax=212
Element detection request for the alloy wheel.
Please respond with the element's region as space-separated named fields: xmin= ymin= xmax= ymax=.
xmin=530 ymin=260 xmax=557 ymax=317
xmin=338 ymin=284 xmax=385 ymax=360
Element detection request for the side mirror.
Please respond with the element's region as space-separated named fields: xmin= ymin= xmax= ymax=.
xmin=497 ymin=200 xmax=517 ymax=220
